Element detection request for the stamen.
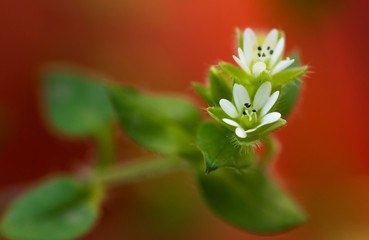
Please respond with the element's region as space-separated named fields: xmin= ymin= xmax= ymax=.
xmin=267 ymin=46 xmax=270 ymax=50
xmin=262 ymin=53 xmax=266 ymax=57
xmin=252 ymin=109 xmax=257 ymax=113
xmin=242 ymin=110 xmax=246 ymax=115
xmin=244 ymin=103 xmax=251 ymax=108
xmin=244 ymin=110 xmax=252 ymax=120
xmin=257 ymin=53 xmax=261 ymax=57
xmin=269 ymin=50 xmax=274 ymax=55
xmin=257 ymin=46 xmax=262 ymax=51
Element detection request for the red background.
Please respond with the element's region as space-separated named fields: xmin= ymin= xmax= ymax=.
xmin=1 ymin=0 xmax=369 ymax=239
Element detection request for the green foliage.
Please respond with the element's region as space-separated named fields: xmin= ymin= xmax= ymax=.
xmin=1 ymin=178 xmax=100 ymax=240
xmin=197 ymin=167 xmax=306 ymax=233
xmin=197 ymin=122 xmax=255 ymax=173
xmin=192 ymin=83 xmax=215 ymax=106
xmin=209 ymin=67 xmax=232 ymax=105
xmin=272 ymin=66 xmax=308 ymax=86
xmin=107 ymin=85 xmax=201 ymax=155
xmin=192 ymin=67 xmax=232 ymax=107
xmin=277 ymin=79 xmax=301 ymax=118
xmin=218 ymin=62 xmax=250 ymax=85
xmin=274 ymin=54 xmax=306 ymax=118
xmin=44 ymin=71 xmax=113 ymax=136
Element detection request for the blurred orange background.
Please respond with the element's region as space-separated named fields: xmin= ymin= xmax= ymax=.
xmin=1 ymin=0 xmax=369 ymax=239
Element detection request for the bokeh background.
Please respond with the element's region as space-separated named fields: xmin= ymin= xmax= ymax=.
xmin=1 ymin=0 xmax=369 ymax=239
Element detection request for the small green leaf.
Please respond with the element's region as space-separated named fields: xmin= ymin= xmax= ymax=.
xmin=192 ymin=83 xmax=215 ymax=106
xmin=276 ymin=79 xmax=302 ymax=118
xmin=197 ymin=167 xmax=306 ymax=233
xmin=273 ymin=53 xmax=306 ymax=118
xmin=271 ymin=66 xmax=308 ymax=86
xmin=209 ymin=67 xmax=232 ymax=105
xmin=44 ymin=71 xmax=113 ymax=136
xmin=218 ymin=62 xmax=249 ymax=85
xmin=197 ymin=121 xmax=255 ymax=173
xmin=206 ymin=107 xmax=233 ymax=131
xmin=1 ymin=177 xmax=99 ymax=240
xmin=107 ymin=85 xmax=201 ymax=155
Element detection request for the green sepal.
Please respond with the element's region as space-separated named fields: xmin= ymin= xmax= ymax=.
xmin=197 ymin=167 xmax=307 ymax=233
xmin=206 ymin=107 xmax=234 ymax=131
xmin=238 ymin=119 xmax=287 ymax=144
xmin=192 ymin=83 xmax=215 ymax=106
xmin=274 ymin=53 xmax=305 ymax=118
xmin=209 ymin=67 xmax=232 ymax=105
xmin=218 ymin=62 xmax=250 ymax=85
xmin=0 ymin=177 xmax=100 ymax=240
xmin=271 ymin=66 xmax=308 ymax=86
xmin=276 ymin=79 xmax=301 ymax=118
xmin=197 ymin=121 xmax=256 ymax=173
xmin=107 ymin=85 xmax=201 ymax=156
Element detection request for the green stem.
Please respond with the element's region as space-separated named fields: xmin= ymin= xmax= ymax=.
xmin=259 ymin=135 xmax=278 ymax=168
xmin=90 ymin=156 xmax=187 ymax=186
xmin=93 ymin=124 xmax=114 ymax=169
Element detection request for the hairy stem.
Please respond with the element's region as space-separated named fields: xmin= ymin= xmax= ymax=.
xmin=90 ymin=156 xmax=187 ymax=186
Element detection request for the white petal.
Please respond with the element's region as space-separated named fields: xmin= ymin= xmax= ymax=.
xmin=272 ymin=58 xmax=294 ymax=75
xmin=233 ymin=84 xmax=250 ymax=112
xmin=243 ymin=28 xmax=258 ymax=66
xmin=260 ymin=91 xmax=280 ymax=116
xmin=252 ymin=61 xmax=266 ymax=77
xmin=262 ymin=29 xmax=279 ymax=50
xmin=270 ymin=38 xmax=285 ymax=66
xmin=245 ymin=128 xmax=257 ymax=133
xmin=235 ymin=127 xmax=247 ymax=138
xmin=223 ymin=118 xmax=240 ymax=127
xmin=258 ymin=112 xmax=281 ymax=128
xmin=233 ymin=54 xmax=251 ymax=74
xmin=253 ymin=81 xmax=271 ymax=110
xmin=219 ymin=99 xmax=238 ymax=118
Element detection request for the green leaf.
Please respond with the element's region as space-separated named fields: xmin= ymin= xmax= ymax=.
xmin=197 ymin=121 xmax=255 ymax=173
xmin=218 ymin=62 xmax=249 ymax=85
xmin=197 ymin=167 xmax=306 ymax=233
xmin=271 ymin=66 xmax=308 ymax=86
xmin=273 ymin=53 xmax=306 ymax=118
xmin=276 ymin=79 xmax=302 ymax=118
xmin=192 ymin=83 xmax=215 ymax=106
xmin=209 ymin=67 xmax=232 ymax=105
xmin=1 ymin=177 xmax=99 ymax=240
xmin=44 ymin=71 xmax=113 ymax=136
xmin=107 ymin=85 xmax=201 ymax=155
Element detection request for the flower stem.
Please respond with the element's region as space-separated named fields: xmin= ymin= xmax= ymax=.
xmin=90 ymin=156 xmax=187 ymax=186
xmin=93 ymin=124 xmax=114 ymax=169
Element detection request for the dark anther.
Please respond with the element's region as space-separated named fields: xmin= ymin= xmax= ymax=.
xmin=262 ymin=53 xmax=266 ymax=57
xmin=243 ymin=110 xmax=246 ymax=115
xmin=257 ymin=46 xmax=262 ymax=51
xmin=257 ymin=53 xmax=261 ymax=57
xmin=267 ymin=46 xmax=271 ymax=50
xmin=252 ymin=109 xmax=257 ymax=113
xmin=244 ymin=103 xmax=251 ymax=108
xmin=269 ymin=50 xmax=274 ymax=55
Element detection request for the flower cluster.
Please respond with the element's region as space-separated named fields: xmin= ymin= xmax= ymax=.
xmin=194 ymin=28 xmax=307 ymax=144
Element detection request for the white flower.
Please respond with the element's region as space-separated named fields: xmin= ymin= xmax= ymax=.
xmin=233 ymin=28 xmax=294 ymax=77
xmin=219 ymin=82 xmax=281 ymax=139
